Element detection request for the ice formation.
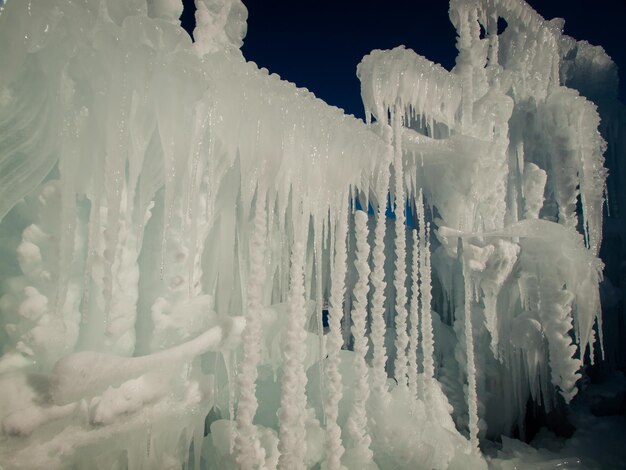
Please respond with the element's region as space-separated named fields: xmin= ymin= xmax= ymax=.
xmin=0 ymin=0 xmax=624 ymax=468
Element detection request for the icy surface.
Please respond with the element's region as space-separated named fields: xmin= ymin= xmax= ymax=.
xmin=0 ymin=0 xmax=623 ymax=468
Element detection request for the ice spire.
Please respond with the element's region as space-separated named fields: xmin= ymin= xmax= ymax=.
xmin=323 ymin=200 xmax=348 ymax=470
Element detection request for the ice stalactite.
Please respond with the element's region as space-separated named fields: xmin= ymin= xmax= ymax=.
xmin=418 ymin=191 xmax=435 ymax=385
xmin=538 ymin=84 xmax=607 ymax=260
xmin=408 ymin=226 xmax=421 ymax=401
xmin=55 ymin=101 xmax=81 ymax=352
xmin=369 ymin=126 xmax=393 ymax=407
xmin=345 ymin=210 xmax=374 ymax=466
xmin=277 ymin=200 xmax=310 ymax=470
xmin=538 ymin=285 xmax=582 ymax=403
xmin=314 ymin=216 xmax=327 ymax=426
xmin=323 ymin=200 xmax=349 ymax=470
xmin=462 ymin=242 xmax=480 ymax=453
xmin=235 ymin=188 xmax=268 ymax=470
xmin=392 ymin=108 xmax=410 ymax=387
xmin=184 ymin=100 xmax=214 ymax=301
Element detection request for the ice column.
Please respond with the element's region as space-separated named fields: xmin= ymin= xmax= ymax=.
xmin=324 ymin=202 xmax=348 ymax=469
xmin=408 ymin=227 xmax=421 ymax=401
xmin=277 ymin=201 xmax=310 ymax=470
xmin=345 ymin=210 xmax=374 ymax=465
xmin=392 ymin=109 xmax=410 ymax=387
xmin=418 ymin=192 xmax=435 ymax=385
xmin=462 ymin=243 xmax=480 ymax=452
xmin=370 ymin=126 xmax=393 ymax=406
xmin=235 ymin=188 xmax=268 ymax=469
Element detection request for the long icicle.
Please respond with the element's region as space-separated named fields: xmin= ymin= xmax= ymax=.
xmin=392 ymin=107 xmax=410 ymax=387
xmin=462 ymin=240 xmax=480 ymax=452
xmin=408 ymin=227 xmax=421 ymax=401
xmin=419 ymin=194 xmax=435 ymax=386
xmin=345 ymin=210 xmax=374 ymax=465
xmin=278 ymin=197 xmax=309 ymax=470
xmin=324 ymin=198 xmax=349 ymax=470
xmin=235 ymin=187 xmax=268 ymax=469
xmin=314 ymin=215 xmax=326 ymax=425
xmin=370 ymin=121 xmax=393 ymax=407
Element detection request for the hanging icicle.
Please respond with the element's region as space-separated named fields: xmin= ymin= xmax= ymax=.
xmin=323 ymin=199 xmax=348 ymax=470
xmin=408 ymin=228 xmax=421 ymax=401
xmin=277 ymin=198 xmax=310 ymax=470
xmin=370 ymin=121 xmax=393 ymax=407
xmin=345 ymin=210 xmax=374 ymax=465
xmin=392 ymin=107 xmax=410 ymax=387
xmin=235 ymin=187 xmax=268 ymax=470
xmin=418 ymin=191 xmax=435 ymax=386
xmin=462 ymin=240 xmax=480 ymax=453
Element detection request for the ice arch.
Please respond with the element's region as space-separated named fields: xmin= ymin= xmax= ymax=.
xmin=0 ymin=0 xmax=618 ymax=468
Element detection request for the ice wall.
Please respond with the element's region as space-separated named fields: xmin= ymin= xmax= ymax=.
xmin=0 ymin=0 xmax=618 ymax=468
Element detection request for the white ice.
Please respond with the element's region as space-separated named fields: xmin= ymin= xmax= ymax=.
xmin=0 ymin=0 xmax=624 ymax=468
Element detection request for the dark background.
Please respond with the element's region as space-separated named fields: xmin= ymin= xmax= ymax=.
xmin=181 ymin=0 xmax=626 ymax=119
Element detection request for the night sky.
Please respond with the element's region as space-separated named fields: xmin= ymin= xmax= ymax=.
xmin=181 ymin=0 xmax=626 ymax=120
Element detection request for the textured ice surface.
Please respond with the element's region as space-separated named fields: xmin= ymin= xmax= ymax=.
xmin=0 ymin=0 xmax=624 ymax=468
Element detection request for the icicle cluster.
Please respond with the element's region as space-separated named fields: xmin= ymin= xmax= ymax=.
xmin=0 ymin=0 xmax=615 ymax=468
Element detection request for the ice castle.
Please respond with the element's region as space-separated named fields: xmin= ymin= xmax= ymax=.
xmin=0 ymin=0 xmax=624 ymax=468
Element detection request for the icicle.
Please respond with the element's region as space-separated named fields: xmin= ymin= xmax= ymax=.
xmin=536 ymin=281 xmax=582 ymax=403
xmin=418 ymin=192 xmax=435 ymax=384
xmin=316 ymin=217 xmax=328 ymax=426
xmin=314 ymin=216 xmax=326 ymax=426
xmin=186 ymin=115 xmax=207 ymax=299
xmin=323 ymin=199 xmax=348 ymax=470
xmin=277 ymin=198 xmax=309 ymax=470
xmin=392 ymin=106 xmax=410 ymax=387
xmin=420 ymin=222 xmax=435 ymax=380
xmin=79 ymin=194 xmax=101 ymax=336
xmin=408 ymin=228 xmax=420 ymax=401
xmin=596 ymin=312 xmax=605 ymax=362
xmin=370 ymin=121 xmax=393 ymax=407
xmin=345 ymin=210 xmax=373 ymax=465
xmin=342 ymin=205 xmax=353 ymax=349
xmin=55 ymin=110 xmax=78 ymax=337
xmin=462 ymin=243 xmax=480 ymax=453
xmin=221 ymin=350 xmax=237 ymax=455
xmin=235 ymin=188 xmax=268 ymax=470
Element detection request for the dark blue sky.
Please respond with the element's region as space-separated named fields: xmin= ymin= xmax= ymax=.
xmin=181 ymin=0 xmax=626 ymax=119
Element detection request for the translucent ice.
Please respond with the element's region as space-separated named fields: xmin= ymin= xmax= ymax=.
xmin=0 ymin=0 xmax=622 ymax=468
